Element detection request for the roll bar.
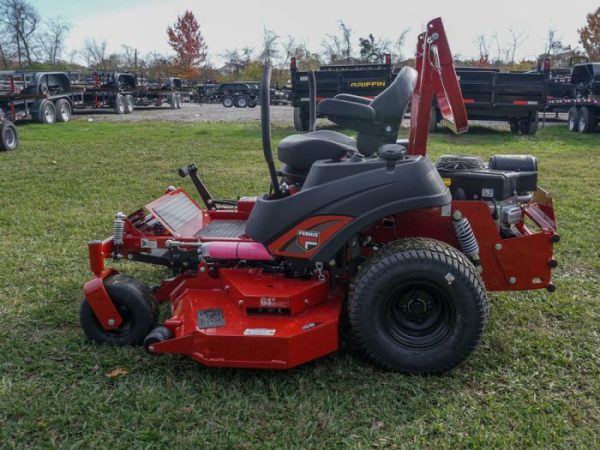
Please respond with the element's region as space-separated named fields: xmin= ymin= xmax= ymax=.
xmin=260 ymin=65 xmax=282 ymax=198
xmin=408 ymin=17 xmax=468 ymax=156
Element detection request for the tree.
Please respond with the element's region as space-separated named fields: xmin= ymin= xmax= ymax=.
xmin=36 ymin=16 xmax=71 ymax=63
xmin=82 ymin=37 xmax=107 ymax=69
xmin=392 ymin=29 xmax=410 ymax=65
xmin=322 ymin=20 xmax=354 ymax=63
xmin=358 ymin=33 xmax=391 ymax=63
xmin=0 ymin=0 xmax=39 ymax=67
xmin=579 ymin=7 xmax=600 ymax=61
xmin=167 ymin=10 xmax=207 ymax=78
xmin=259 ymin=26 xmax=279 ymax=64
xmin=221 ymin=48 xmax=246 ymax=77
xmin=474 ymin=34 xmax=492 ymax=66
xmin=508 ymin=29 xmax=526 ymax=66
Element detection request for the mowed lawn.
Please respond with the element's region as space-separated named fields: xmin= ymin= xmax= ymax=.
xmin=0 ymin=120 xmax=599 ymax=449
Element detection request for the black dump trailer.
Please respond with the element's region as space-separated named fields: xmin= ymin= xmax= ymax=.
xmin=195 ymin=82 xmax=220 ymax=104
xmin=0 ymin=71 xmax=74 ymax=124
xmin=290 ymin=55 xmax=394 ymax=131
xmin=216 ymin=82 xmax=259 ymax=108
xmin=135 ymin=76 xmax=183 ymax=109
xmin=546 ymin=63 xmax=600 ymax=133
xmin=69 ymin=72 xmax=137 ymax=114
xmin=430 ymin=68 xmax=546 ymax=135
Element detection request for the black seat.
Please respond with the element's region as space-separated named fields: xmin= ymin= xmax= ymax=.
xmin=318 ymin=67 xmax=417 ymax=155
xmin=277 ymin=67 xmax=417 ymax=179
xmin=278 ymin=130 xmax=357 ymax=172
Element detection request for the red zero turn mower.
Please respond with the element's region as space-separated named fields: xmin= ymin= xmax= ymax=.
xmin=81 ymin=18 xmax=558 ymax=374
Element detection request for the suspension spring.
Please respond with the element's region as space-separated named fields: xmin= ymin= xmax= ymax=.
xmin=113 ymin=211 xmax=126 ymax=259
xmin=452 ymin=210 xmax=480 ymax=263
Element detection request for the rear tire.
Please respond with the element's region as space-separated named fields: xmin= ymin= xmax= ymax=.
xmin=124 ymin=94 xmax=134 ymax=114
xmin=235 ymin=95 xmax=249 ymax=108
xmin=37 ymin=100 xmax=56 ymax=124
xmin=520 ymin=113 xmax=538 ymax=135
xmin=113 ymin=94 xmax=125 ymax=114
xmin=0 ymin=120 xmax=18 ymax=151
xmin=568 ymin=107 xmax=579 ymax=132
xmin=80 ymin=274 xmax=159 ymax=346
xmin=509 ymin=119 xmax=519 ymax=134
xmin=222 ymin=95 xmax=234 ymax=108
xmin=578 ymin=106 xmax=596 ymax=133
xmin=348 ymin=238 xmax=488 ymax=374
xmin=293 ymin=106 xmax=309 ymax=131
xmin=55 ymin=99 xmax=72 ymax=122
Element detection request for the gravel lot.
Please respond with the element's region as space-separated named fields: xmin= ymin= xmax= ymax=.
xmin=73 ymin=102 xmax=296 ymax=125
xmin=72 ymin=101 xmax=568 ymax=131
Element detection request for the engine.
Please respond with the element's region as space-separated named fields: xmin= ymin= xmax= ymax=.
xmin=436 ymin=154 xmax=538 ymax=238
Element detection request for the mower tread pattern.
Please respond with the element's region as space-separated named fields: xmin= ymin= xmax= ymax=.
xmin=347 ymin=237 xmax=488 ymax=374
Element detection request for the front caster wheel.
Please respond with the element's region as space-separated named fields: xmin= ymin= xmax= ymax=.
xmin=348 ymin=238 xmax=488 ymax=374
xmin=144 ymin=326 xmax=174 ymax=353
xmin=80 ymin=274 xmax=159 ymax=345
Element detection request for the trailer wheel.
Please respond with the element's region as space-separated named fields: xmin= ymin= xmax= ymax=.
xmin=0 ymin=120 xmax=18 ymax=151
xmin=293 ymin=106 xmax=309 ymax=131
xmin=568 ymin=107 xmax=579 ymax=132
xmin=54 ymin=99 xmax=72 ymax=122
xmin=169 ymin=94 xmax=177 ymax=109
xmin=37 ymin=100 xmax=56 ymax=124
xmin=80 ymin=274 xmax=159 ymax=346
xmin=113 ymin=94 xmax=125 ymax=114
xmin=235 ymin=95 xmax=249 ymax=108
xmin=124 ymin=94 xmax=134 ymax=114
xmin=520 ymin=113 xmax=538 ymax=135
xmin=578 ymin=106 xmax=596 ymax=133
xmin=348 ymin=238 xmax=488 ymax=374
xmin=248 ymin=100 xmax=257 ymax=108
xmin=222 ymin=95 xmax=234 ymax=108
xmin=509 ymin=119 xmax=519 ymax=134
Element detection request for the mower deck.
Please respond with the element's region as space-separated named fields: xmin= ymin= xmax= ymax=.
xmin=152 ymin=269 xmax=342 ymax=369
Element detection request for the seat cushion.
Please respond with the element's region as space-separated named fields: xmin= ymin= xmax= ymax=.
xmin=278 ymin=131 xmax=357 ymax=171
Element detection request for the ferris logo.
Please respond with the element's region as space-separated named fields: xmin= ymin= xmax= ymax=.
xmin=297 ymin=230 xmax=320 ymax=250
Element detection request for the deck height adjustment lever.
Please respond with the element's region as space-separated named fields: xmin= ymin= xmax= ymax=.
xmin=178 ymin=163 xmax=216 ymax=210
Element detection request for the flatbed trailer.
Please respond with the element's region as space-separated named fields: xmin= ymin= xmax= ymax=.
xmin=431 ymin=68 xmax=546 ymax=135
xmin=0 ymin=71 xmax=74 ymax=124
xmin=69 ymin=72 xmax=137 ymax=114
xmin=545 ymin=63 xmax=600 ymax=133
xmin=290 ymin=55 xmax=394 ymax=131
xmin=135 ymin=77 xmax=182 ymax=109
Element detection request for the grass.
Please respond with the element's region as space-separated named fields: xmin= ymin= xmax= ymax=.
xmin=0 ymin=119 xmax=599 ymax=449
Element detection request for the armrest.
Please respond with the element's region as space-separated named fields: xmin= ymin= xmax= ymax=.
xmin=333 ymin=93 xmax=371 ymax=105
xmin=317 ymin=98 xmax=376 ymax=122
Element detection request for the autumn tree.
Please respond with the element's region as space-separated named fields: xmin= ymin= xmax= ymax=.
xmin=579 ymin=7 xmax=600 ymax=61
xmin=167 ymin=10 xmax=207 ymax=78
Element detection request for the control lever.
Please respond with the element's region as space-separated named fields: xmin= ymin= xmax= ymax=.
xmin=178 ymin=163 xmax=215 ymax=209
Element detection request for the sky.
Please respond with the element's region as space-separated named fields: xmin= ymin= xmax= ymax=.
xmin=29 ymin=0 xmax=599 ymax=66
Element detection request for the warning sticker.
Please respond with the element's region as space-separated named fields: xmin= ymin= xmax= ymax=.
xmin=243 ymin=328 xmax=276 ymax=336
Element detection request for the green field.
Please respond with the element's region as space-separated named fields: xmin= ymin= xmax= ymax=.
xmin=0 ymin=121 xmax=599 ymax=449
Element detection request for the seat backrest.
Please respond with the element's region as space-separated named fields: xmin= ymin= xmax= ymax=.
xmin=354 ymin=67 xmax=417 ymax=155
xmin=369 ymin=66 xmax=417 ymax=124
